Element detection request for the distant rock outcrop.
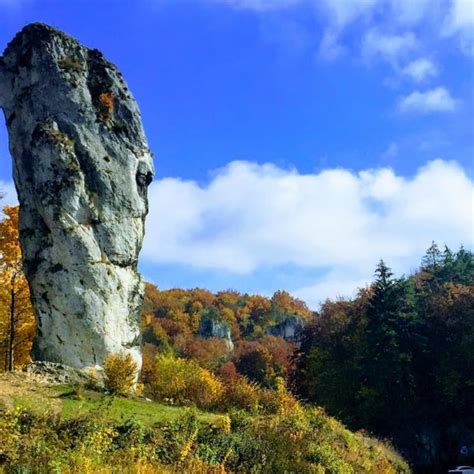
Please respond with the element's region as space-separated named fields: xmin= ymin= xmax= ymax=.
xmin=267 ymin=316 xmax=305 ymax=342
xmin=0 ymin=24 xmax=154 ymax=369
xmin=199 ymin=314 xmax=234 ymax=351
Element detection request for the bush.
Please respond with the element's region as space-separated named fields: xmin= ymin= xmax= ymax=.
xmin=0 ymin=404 xmax=410 ymax=473
xmin=219 ymin=376 xmax=261 ymax=413
xmin=258 ymin=377 xmax=302 ymax=416
xmin=218 ymin=374 xmax=303 ymax=417
xmin=147 ymin=354 xmax=223 ymax=408
xmin=103 ymin=352 xmax=138 ymax=395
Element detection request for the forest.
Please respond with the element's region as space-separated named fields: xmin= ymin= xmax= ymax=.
xmin=0 ymin=204 xmax=473 ymax=473
xmin=138 ymin=243 xmax=474 ymax=471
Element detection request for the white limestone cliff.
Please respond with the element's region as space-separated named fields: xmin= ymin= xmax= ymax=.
xmin=0 ymin=23 xmax=154 ymax=369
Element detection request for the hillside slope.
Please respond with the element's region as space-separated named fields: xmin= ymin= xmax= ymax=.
xmin=0 ymin=371 xmax=410 ymax=473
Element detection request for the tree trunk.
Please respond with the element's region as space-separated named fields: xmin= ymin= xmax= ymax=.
xmin=7 ymin=279 xmax=15 ymax=371
xmin=4 ymin=344 xmax=8 ymax=372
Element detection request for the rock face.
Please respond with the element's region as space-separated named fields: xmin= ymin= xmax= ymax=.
xmin=267 ymin=316 xmax=305 ymax=342
xmin=0 ymin=24 xmax=154 ymax=369
xmin=199 ymin=315 xmax=234 ymax=351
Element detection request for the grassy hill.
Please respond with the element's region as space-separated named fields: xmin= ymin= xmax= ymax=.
xmin=0 ymin=371 xmax=410 ymax=474
xmin=0 ymin=372 xmax=224 ymax=427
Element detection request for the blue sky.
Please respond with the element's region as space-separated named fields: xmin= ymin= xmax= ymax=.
xmin=0 ymin=0 xmax=473 ymax=307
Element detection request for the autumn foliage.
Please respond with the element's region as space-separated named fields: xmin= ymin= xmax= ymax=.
xmin=147 ymin=354 xmax=223 ymax=408
xmin=98 ymin=92 xmax=114 ymax=115
xmin=182 ymin=336 xmax=228 ymax=370
xmin=141 ymin=283 xmax=309 ymax=388
xmin=103 ymin=352 xmax=138 ymax=395
xmin=0 ymin=206 xmax=35 ymax=371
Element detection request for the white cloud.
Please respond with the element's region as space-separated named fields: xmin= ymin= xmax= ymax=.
xmin=143 ymin=159 xmax=473 ymax=306
xmin=446 ymin=0 xmax=474 ymax=30
xmin=443 ymin=0 xmax=474 ymax=54
xmin=398 ymin=87 xmax=457 ymax=113
xmin=402 ymin=58 xmax=438 ymax=82
xmin=2 ymin=160 xmax=472 ymax=307
xmin=362 ymin=28 xmax=418 ymax=65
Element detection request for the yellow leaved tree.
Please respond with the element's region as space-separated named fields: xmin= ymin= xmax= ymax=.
xmin=0 ymin=205 xmax=35 ymax=371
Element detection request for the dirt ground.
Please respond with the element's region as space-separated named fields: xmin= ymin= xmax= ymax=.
xmin=0 ymin=371 xmax=62 ymax=412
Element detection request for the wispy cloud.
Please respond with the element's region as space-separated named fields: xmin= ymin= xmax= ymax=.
xmin=398 ymin=87 xmax=457 ymax=113
xmin=361 ymin=29 xmax=418 ymax=66
xmin=208 ymin=0 xmax=472 ymax=56
xmin=402 ymin=58 xmax=438 ymax=82
xmin=316 ymin=0 xmax=379 ymax=28
xmin=318 ymin=28 xmax=345 ymax=60
xmin=381 ymin=142 xmax=398 ymax=161
xmin=388 ymin=0 xmax=437 ymax=25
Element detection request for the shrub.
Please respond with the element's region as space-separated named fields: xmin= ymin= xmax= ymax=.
xmin=103 ymin=352 xmax=138 ymax=395
xmin=147 ymin=354 xmax=223 ymax=408
xmin=0 ymin=404 xmax=410 ymax=473
xmin=98 ymin=92 xmax=114 ymax=114
xmin=258 ymin=377 xmax=303 ymax=416
xmin=219 ymin=376 xmax=261 ymax=413
xmin=217 ymin=361 xmax=239 ymax=384
xmin=234 ymin=345 xmax=275 ymax=386
xmin=141 ymin=343 xmax=159 ymax=383
xmin=232 ymin=338 xmax=294 ymax=388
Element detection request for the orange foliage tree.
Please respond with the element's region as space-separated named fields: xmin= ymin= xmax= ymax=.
xmin=0 ymin=206 xmax=35 ymax=371
xmin=183 ymin=336 xmax=229 ymax=370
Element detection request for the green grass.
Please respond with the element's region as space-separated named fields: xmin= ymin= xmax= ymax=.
xmin=59 ymin=389 xmax=225 ymax=425
xmin=11 ymin=384 xmax=225 ymax=427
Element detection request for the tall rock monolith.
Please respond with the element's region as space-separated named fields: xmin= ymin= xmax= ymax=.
xmin=0 ymin=23 xmax=154 ymax=369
